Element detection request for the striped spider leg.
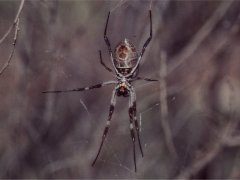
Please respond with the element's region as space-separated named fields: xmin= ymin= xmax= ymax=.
xmin=42 ymin=81 xmax=117 ymax=94
xmin=130 ymin=87 xmax=144 ymax=157
xmin=128 ymin=87 xmax=139 ymax=172
xmin=91 ymin=87 xmax=117 ymax=167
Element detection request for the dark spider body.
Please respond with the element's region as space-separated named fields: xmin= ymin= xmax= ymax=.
xmin=43 ymin=10 xmax=156 ymax=172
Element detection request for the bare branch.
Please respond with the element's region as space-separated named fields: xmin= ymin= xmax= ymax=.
xmin=167 ymin=1 xmax=234 ymax=75
xmin=149 ymin=0 xmax=153 ymax=10
xmin=159 ymin=51 xmax=178 ymax=159
xmin=175 ymin=118 xmax=239 ymax=180
xmin=0 ymin=0 xmax=25 ymax=44
xmin=175 ymin=78 xmax=239 ymax=180
xmin=0 ymin=18 xmax=20 ymax=75
xmin=0 ymin=0 xmax=25 ymax=76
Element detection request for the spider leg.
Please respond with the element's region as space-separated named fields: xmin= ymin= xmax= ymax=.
xmin=129 ymin=90 xmax=137 ymax=172
xmin=131 ymin=88 xmax=144 ymax=157
xmin=139 ymin=10 xmax=152 ymax=58
xmin=135 ymin=76 xmax=158 ymax=82
xmin=42 ymin=81 xmax=117 ymax=93
xmin=99 ymin=50 xmax=113 ymax=73
xmin=104 ymin=12 xmax=122 ymax=77
xmin=104 ymin=12 xmax=112 ymax=56
xmin=127 ymin=10 xmax=152 ymax=77
xmin=92 ymin=88 xmax=117 ymax=166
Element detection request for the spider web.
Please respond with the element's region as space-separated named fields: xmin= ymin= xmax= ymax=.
xmin=84 ymin=94 xmax=165 ymax=177
xmin=1 ymin=0 xmax=240 ymax=179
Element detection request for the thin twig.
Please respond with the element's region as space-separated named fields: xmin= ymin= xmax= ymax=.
xmin=159 ymin=51 xmax=177 ymax=159
xmin=167 ymin=0 xmax=234 ymax=75
xmin=0 ymin=0 xmax=25 ymax=44
xmin=0 ymin=18 xmax=20 ymax=75
xmin=0 ymin=0 xmax=25 ymax=75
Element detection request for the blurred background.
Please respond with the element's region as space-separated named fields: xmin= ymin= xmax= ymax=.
xmin=0 ymin=0 xmax=240 ymax=179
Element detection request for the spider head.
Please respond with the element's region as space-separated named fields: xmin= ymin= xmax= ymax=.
xmin=114 ymin=39 xmax=138 ymax=75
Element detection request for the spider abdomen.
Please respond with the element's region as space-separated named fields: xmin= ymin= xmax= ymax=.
xmin=114 ymin=39 xmax=138 ymax=75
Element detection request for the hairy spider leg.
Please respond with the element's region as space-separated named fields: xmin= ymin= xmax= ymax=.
xmin=42 ymin=81 xmax=117 ymax=93
xmin=128 ymin=90 xmax=137 ymax=172
xmin=131 ymin=88 xmax=144 ymax=158
xmin=127 ymin=10 xmax=152 ymax=77
xmin=92 ymin=88 xmax=117 ymax=167
xmin=99 ymin=50 xmax=113 ymax=73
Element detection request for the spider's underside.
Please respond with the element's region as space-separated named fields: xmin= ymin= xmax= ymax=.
xmin=43 ymin=10 xmax=157 ymax=172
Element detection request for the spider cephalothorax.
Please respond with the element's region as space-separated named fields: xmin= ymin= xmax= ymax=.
xmin=43 ymin=10 xmax=156 ymax=172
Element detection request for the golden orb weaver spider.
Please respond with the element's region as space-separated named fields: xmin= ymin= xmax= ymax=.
xmin=43 ymin=10 xmax=157 ymax=172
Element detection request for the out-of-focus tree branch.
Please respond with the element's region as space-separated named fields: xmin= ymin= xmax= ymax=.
xmin=0 ymin=1 xmax=240 ymax=178
xmin=175 ymin=117 xmax=240 ymax=179
xmin=0 ymin=18 xmax=20 ymax=75
xmin=159 ymin=51 xmax=177 ymax=159
xmin=0 ymin=0 xmax=25 ymax=44
xmin=223 ymin=136 xmax=240 ymax=147
xmin=175 ymin=78 xmax=239 ymax=179
xmin=167 ymin=0 xmax=234 ymax=75
xmin=0 ymin=0 xmax=25 ymax=75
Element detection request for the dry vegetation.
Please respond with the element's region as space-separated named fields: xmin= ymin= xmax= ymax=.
xmin=0 ymin=0 xmax=240 ymax=179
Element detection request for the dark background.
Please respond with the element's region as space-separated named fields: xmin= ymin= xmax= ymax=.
xmin=0 ymin=0 xmax=240 ymax=179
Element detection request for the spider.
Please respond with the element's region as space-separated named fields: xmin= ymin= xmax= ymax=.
xmin=43 ymin=10 xmax=157 ymax=172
